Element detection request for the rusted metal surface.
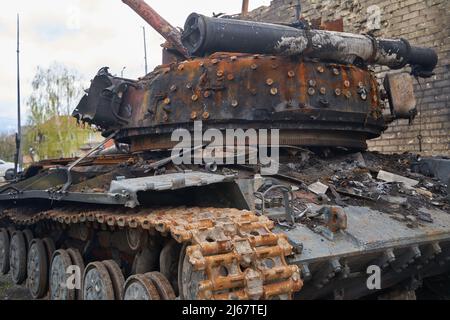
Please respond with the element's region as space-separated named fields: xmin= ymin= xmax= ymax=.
xmin=70 ymin=6 xmax=438 ymax=158
xmin=321 ymin=206 xmax=347 ymax=233
xmin=122 ymin=0 xmax=188 ymax=58
xmin=32 ymin=154 xmax=134 ymax=168
xmin=146 ymin=271 xmax=176 ymax=300
xmin=241 ymin=0 xmax=249 ymax=17
xmin=310 ymin=18 xmax=344 ymax=32
xmin=384 ymin=73 xmax=417 ymax=120
xmin=102 ymin=260 xmax=125 ymax=300
xmin=72 ymin=9 xmax=438 ymax=153
xmin=84 ymin=53 xmax=385 ymax=151
xmin=124 ymin=273 xmax=161 ymax=300
xmin=1 ymin=206 xmax=303 ymax=300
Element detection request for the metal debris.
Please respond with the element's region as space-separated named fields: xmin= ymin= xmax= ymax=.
xmin=377 ymin=170 xmax=419 ymax=188
xmin=308 ymin=181 xmax=329 ymax=195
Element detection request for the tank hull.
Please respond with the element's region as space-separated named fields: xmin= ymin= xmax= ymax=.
xmin=1 ymin=151 xmax=449 ymax=300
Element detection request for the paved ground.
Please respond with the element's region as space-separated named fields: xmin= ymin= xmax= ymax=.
xmin=0 ymin=273 xmax=32 ymax=300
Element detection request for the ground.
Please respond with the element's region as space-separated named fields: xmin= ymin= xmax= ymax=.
xmin=0 ymin=273 xmax=31 ymax=300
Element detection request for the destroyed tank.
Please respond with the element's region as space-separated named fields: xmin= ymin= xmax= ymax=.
xmin=0 ymin=0 xmax=448 ymax=300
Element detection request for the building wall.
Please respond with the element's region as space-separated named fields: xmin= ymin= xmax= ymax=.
xmin=248 ymin=0 xmax=450 ymax=156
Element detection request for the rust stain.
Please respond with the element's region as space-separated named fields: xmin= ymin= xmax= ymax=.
xmin=2 ymin=206 xmax=302 ymax=300
xmin=113 ymin=53 xmax=384 ymax=151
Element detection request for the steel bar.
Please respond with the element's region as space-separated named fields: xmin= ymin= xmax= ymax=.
xmin=122 ymin=0 xmax=188 ymax=58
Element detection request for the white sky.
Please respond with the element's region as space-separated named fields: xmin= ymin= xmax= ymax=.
xmin=0 ymin=0 xmax=271 ymax=132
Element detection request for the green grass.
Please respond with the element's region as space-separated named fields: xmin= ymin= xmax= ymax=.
xmin=0 ymin=277 xmax=13 ymax=297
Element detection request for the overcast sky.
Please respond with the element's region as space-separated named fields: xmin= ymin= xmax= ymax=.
xmin=0 ymin=0 xmax=271 ymax=133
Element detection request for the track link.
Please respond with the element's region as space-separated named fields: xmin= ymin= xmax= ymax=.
xmin=1 ymin=207 xmax=302 ymax=300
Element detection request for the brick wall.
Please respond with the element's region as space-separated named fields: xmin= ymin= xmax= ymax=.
xmin=248 ymin=0 xmax=450 ymax=156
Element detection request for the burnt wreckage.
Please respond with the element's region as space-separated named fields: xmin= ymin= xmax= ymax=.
xmin=0 ymin=0 xmax=448 ymax=300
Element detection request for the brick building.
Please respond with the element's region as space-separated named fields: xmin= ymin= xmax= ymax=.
xmin=248 ymin=0 xmax=449 ymax=156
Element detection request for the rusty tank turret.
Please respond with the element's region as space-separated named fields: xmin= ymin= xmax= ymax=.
xmin=74 ymin=1 xmax=437 ymax=152
xmin=1 ymin=0 xmax=448 ymax=301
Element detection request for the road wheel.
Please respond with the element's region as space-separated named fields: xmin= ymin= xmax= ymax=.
xmin=22 ymin=229 xmax=34 ymax=249
xmin=160 ymin=239 xmax=181 ymax=295
xmin=6 ymin=227 xmax=15 ymax=238
xmin=66 ymin=248 xmax=85 ymax=300
xmin=83 ymin=262 xmax=115 ymax=300
xmin=123 ymin=274 xmax=160 ymax=300
xmin=49 ymin=249 xmax=76 ymax=300
xmin=0 ymin=228 xmax=10 ymax=274
xmin=42 ymin=238 xmax=56 ymax=268
xmin=146 ymin=271 xmax=176 ymax=300
xmin=131 ymin=247 xmax=158 ymax=274
xmin=27 ymin=239 xmax=48 ymax=299
xmin=9 ymin=231 xmax=27 ymax=284
xmin=178 ymin=243 xmax=206 ymax=300
xmin=126 ymin=228 xmax=147 ymax=251
xmin=102 ymin=260 xmax=125 ymax=300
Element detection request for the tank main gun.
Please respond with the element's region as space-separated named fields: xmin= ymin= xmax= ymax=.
xmin=182 ymin=13 xmax=438 ymax=77
xmin=122 ymin=0 xmax=189 ymax=58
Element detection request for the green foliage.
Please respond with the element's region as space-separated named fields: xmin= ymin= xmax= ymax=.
xmin=0 ymin=133 xmax=15 ymax=162
xmin=24 ymin=62 xmax=93 ymax=160
xmin=23 ymin=116 xmax=91 ymax=160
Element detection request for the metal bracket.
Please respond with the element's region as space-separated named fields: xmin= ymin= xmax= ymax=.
xmin=254 ymin=185 xmax=295 ymax=223
xmin=61 ymin=130 xmax=118 ymax=193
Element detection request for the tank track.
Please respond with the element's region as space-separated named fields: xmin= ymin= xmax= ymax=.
xmin=1 ymin=206 xmax=302 ymax=300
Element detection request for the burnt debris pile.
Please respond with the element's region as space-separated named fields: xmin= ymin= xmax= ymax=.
xmin=260 ymin=151 xmax=449 ymax=230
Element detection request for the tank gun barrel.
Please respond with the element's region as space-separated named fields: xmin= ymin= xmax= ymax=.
xmin=182 ymin=13 xmax=437 ymax=77
xmin=122 ymin=0 xmax=189 ymax=58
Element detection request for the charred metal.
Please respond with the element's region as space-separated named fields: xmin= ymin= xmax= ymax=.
xmin=0 ymin=0 xmax=447 ymax=302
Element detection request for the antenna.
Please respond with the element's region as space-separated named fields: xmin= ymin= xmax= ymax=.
xmin=14 ymin=14 xmax=22 ymax=178
xmin=295 ymin=0 xmax=302 ymax=23
xmin=143 ymin=26 xmax=148 ymax=74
